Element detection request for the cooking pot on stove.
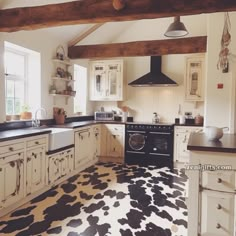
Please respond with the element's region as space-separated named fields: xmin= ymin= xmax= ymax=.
xmin=205 ymin=126 xmax=229 ymax=141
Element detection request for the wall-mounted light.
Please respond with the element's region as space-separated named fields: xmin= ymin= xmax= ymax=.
xmin=164 ymin=16 xmax=188 ymax=37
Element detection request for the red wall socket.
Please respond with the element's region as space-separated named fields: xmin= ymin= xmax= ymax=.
xmin=217 ymin=83 xmax=224 ymax=89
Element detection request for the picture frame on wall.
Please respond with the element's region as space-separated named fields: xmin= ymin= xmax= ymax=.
xmin=185 ymin=54 xmax=205 ymax=101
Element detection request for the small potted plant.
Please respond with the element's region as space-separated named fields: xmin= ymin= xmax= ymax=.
xmin=54 ymin=107 xmax=66 ymax=125
xmin=20 ymin=104 xmax=32 ymax=120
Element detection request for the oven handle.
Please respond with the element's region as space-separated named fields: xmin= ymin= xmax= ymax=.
xmin=149 ymin=132 xmax=171 ymax=135
xmin=126 ymin=151 xmax=145 ymax=154
xmin=149 ymin=152 xmax=171 ymax=157
xmin=127 ymin=130 xmax=146 ymax=133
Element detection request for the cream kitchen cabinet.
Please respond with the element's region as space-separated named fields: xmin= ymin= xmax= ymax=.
xmin=89 ymin=60 xmax=124 ymax=101
xmin=174 ymin=126 xmax=203 ymax=164
xmin=26 ymin=136 xmax=47 ymax=195
xmin=0 ymin=134 xmax=48 ymax=216
xmin=188 ymin=142 xmax=236 ymax=236
xmin=75 ymin=127 xmax=93 ymax=169
xmin=26 ymin=146 xmax=46 ymax=195
xmin=91 ymin=125 xmax=101 ymax=159
xmin=0 ymin=150 xmax=24 ymax=209
xmin=185 ymin=54 xmax=205 ymax=101
xmin=100 ymin=124 xmax=125 ymax=163
xmin=48 ymin=148 xmax=74 ymax=185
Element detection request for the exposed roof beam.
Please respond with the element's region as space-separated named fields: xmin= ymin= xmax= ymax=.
xmin=68 ymin=36 xmax=207 ymax=59
xmin=68 ymin=23 xmax=105 ymax=47
xmin=0 ymin=0 xmax=235 ymax=32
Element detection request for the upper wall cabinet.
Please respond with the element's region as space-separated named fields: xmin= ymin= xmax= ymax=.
xmin=89 ymin=60 xmax=124 ymax=101
xmin=185 ymin=54 xmax=205 ymax=102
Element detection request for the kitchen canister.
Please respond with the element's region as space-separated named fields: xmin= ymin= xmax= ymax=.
xmin=179 ymin=115 xmax=186 ymax=124
xmin=122 ymin=112 xmax=128 ymax=122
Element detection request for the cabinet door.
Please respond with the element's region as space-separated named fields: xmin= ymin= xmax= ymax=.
xmin=92 ymin=125 xmax=101 ymax=159
xmin=106 ymin=132 xmax=124 ymax=158
xmin=201 ymin=190 xmax=234 ymax=236
xmin=185 ymin=55 xmax=205 ymax=101
xmin=175 ymin=132 xmax=190 ymax=163
xmin=90 ymin=63 xmax=106 ymax=100
xmin=26 ymin=147 xmax=46 ymax=195
xmin=75 ymin=129 xmax=91 ymax=169
xmin=48 ymin=154 xmax=61 ymax=185
xmin=60 ymin=149 xmax=74 ymax=177
xmin=0 ymin=153 xmax=24 ymax=209
xmin=106 ymin=63 xmax=122 ymax=100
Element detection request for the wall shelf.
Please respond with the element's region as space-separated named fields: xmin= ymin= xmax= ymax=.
xmin=52 ymin=59 xmax=72 ymax=66
xmin=51 ymin=77 xmax=75 ymax=83
xmin=49 ymin=93 xmax=74 ymax=105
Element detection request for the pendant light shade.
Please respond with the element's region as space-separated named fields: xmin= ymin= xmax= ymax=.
xmin=164 ymin=16 xmax=188 ymax=37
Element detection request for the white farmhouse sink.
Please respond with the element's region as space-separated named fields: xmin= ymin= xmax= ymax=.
xmin=47 ymin=128 xmax=74 ymax=151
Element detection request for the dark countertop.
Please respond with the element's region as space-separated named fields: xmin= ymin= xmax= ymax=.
xmin=0 ymin=119 xmax=201 ymax=142
xmin=187 ymin=133 xmax=236 ymax=153
xmin=0 ymin=129 xmax=51 ymax=143
xmin=175 ymin=124 xmax=203 ymax=127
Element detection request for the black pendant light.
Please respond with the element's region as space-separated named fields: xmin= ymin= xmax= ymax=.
xmin=164 ymin=16 xmax=188 ymax=37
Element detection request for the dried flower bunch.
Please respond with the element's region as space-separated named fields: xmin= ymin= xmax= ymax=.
xmin=217 ymin=12 xmax=231 ymax=72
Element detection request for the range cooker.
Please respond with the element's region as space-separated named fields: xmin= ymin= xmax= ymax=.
xmin=125 ymin=123 xmax=174 ymax=168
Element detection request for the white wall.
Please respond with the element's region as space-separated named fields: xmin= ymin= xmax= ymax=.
xmin=0 ymin=34 xmax=5 ymax=123
xmin=0 ymin=30 xmax=74 ymax=120
xmin=94 ymin=15 xmax=207 ymax=123
xmin=205 ymin=12 xmax=236 ymax=132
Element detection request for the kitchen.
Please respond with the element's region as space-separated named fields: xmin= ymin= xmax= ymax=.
xmin=0 ymin=1 xmax=236 ymax=235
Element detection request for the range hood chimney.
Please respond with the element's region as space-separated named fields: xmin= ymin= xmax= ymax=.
xmin=128 ymin=56 xmax=178 ymax=87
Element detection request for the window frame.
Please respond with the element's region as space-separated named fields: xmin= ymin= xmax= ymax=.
xmin=4 ymin=47 xmax=29 ymax=115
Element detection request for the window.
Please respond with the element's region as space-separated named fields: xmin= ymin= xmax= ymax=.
xmin=5 ymin=47 xmax=28 ymax=115
xmin=74 ymin=64 xmax=88 ymax=115
xmin=4 ymin=42 xmax=41 ymax=119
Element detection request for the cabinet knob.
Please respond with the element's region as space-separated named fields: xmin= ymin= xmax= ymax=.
xmin=9 ymin=147 xmax=14 ymax=151
xmin=217 ymin=178 xmax=222 ymax=183
xmin=35 ymin=141 xmax=39 ymax=145
xmin=217 ymin=204 xmax=222 ymax=210
xmin=216 ymin=223 xmax=221 ymax=229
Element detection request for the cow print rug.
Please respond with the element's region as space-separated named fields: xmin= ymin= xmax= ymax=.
xmin=0 ymin=162 xmax=188 ymax=236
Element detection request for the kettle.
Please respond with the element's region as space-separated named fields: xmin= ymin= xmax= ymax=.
xmin=205 ymin=126 xmax=229 ymax=141
xmin=152 ymin=112 xmax=160 ymax=124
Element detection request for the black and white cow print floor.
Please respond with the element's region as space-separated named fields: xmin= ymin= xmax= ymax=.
xmin=0 ymin=162 xmax=188 ymax=236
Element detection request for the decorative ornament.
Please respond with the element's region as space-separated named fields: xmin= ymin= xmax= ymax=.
xmin=217 ymin=12 xmax=231 ymax=73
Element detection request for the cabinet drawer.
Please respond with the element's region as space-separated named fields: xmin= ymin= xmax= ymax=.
xmin=105 ymin=124 xmax=124 ymax=133
xmin=201 ymin=190 xmax=234 ymax=236
xmin=27 ymin=138 xmax=46 ymax=148
xmin=175 ymin=126 xmax=203 ymax=133
xmin=201 ymin=170 xmax=235 ymax=192
xmin=0 ymin=142 xmax=24 ymax=155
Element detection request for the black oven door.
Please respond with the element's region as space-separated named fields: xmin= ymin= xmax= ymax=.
xmin=147 ymin=131 xmax=173 ymax=157
xmin=126 ymin=131 xmax=147 ymax=154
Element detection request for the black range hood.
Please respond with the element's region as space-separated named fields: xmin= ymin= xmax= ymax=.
xmin=128 ymin=56 xmax=178 ymax=87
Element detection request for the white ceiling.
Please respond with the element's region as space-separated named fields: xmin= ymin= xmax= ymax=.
xmin=0 ymin=0 xmax=208 ymax=45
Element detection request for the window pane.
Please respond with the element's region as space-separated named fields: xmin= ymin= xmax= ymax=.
xmin=6 ymin=98 xmax=13 ymax=115
xmin=15 ymin=81 xmax=25 ymax=100
xmin=5 ymin=51 xmax=25 ymax=77
xmin=15 ymin=98 xmax=21 ymax=114
xmin=6 ymin=80 xmax=14 ymax=97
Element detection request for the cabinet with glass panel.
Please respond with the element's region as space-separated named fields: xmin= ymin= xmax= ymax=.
xmin=89 ymin=60 xmax=124 ymax=101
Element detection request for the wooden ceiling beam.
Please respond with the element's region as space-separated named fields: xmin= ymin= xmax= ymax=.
xmin=68 ymin=23 xmax=105 ymax=47
xmin=0 ymin=0 xmax=235 ymax=32
xmin=68 ymin=36 xmax=207 ymax=59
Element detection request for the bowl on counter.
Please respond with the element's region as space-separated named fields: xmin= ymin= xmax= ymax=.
xmin=205 ymin=126 xmax=229 ymax=141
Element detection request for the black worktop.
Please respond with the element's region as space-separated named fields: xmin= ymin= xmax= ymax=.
xmin=187 ymin=133 xmax=236 ymax=153
xmin=0 ymin=129 xmax=51 ymax=142
xmin=0 ymin=119 xmax=203 ymax=142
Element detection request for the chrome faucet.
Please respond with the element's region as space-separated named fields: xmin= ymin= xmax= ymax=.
xmin=32 ymin=108 xmax=47 ymax=127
